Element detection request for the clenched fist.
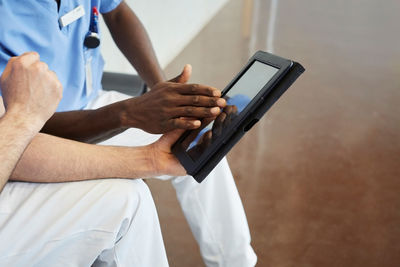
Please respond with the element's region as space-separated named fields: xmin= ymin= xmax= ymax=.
xmin=0 ymin=52 xmax=63 ymax=128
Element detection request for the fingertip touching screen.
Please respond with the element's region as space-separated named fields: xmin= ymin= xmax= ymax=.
xmin=181 ymin=60 xmax=279 ymax=161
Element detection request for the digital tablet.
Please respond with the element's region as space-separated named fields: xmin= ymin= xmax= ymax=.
xmin=172 ymin=51 xmax=305 ymax=183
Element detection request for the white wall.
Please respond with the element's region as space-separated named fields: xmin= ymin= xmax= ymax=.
xmin=100 ymin=0 xmax=229 ymax=74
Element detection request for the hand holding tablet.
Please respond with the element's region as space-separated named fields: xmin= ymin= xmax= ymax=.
xmin=172 ymin=51 xmax=305 ymax=182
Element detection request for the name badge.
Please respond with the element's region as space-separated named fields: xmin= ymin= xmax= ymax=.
xmin=59 ymin=5 xmax=85 ymax=28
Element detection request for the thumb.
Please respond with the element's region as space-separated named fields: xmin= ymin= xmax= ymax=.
xmin=169 ymin=64 xmax=192 ymax=84
xmin=157 ymin=129 xmax=185 ymax=151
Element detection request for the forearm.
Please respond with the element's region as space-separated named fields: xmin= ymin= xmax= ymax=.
xmin=41 ymin=100 xmax=128 ymax=144
xmin=0 ymin=113 xmax=42 ymax=191
xmin=11 ymin=133 xmax=155 ymax=183
xmin=103 ymin=1 xmax=165 ymax=87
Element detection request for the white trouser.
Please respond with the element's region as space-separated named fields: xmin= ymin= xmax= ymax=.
xmin=90 ymin=90 xmax=257 ymax=267
xmin=0 ymin=179 xmax=168 ymax=266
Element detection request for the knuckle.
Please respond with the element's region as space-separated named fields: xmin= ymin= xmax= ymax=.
xmin=165 ymin=108 xmax=174 ymax=118
xmin=162 ymin=83 xmax=174 ymax=93
xmin=161 ymin=94 xmax=173 ymax=106
xmin=172 ymin=119 xmax=179 ymax=128
xmin=191 ymin=84 xmax=200 ymax=93
xmin=164 ymin=106 xmax=175 ymax=117
xmin=30 ymin=51 xmax=39 ymax=57
xmin=32 ymin=62 xmax=44 ymax=72
xmin=160 ymin=96 xmax=168 ymax=107
xmin=185 ymin=107 xmax=194 ymax=115
xmin=25 ymin=51 xmax=39 ymax=60
xmin=160 ymin=106 xmax=168 ymax=117
xmin=8 ymin=56 xmax=17 ymax=63
xmin=186 ymin=121 xmax=193 ymax=128
xmin=170 ymin=82 xmax=179 ymax=91
xmin=12 ymin=58 xmax=24 ymax=70
xmin=38 ymin=61 xmax=48 ymax=71
xmin=192 ymin=95 xmax=200 ymax=104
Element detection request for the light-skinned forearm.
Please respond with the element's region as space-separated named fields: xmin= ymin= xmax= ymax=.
xmin=10 ymin=132 xmax=156 ymax=183
xmin=0 ymin=112 xmax=42 ymax=192
xmin=103 ymin=1 xmax=165 ymax=87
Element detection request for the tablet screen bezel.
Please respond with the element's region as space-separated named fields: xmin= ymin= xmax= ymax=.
xmin=172 ymin=51 xmax=293 ymax=174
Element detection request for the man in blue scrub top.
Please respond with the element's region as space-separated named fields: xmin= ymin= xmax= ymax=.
xmin=0 ymin=1 xmax=257 ymax=266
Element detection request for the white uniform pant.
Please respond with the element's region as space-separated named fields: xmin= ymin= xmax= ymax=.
xmin=0 ymin=179 xmax=168 ymax=266
xmin=91 ymin=90 xmax=257 ymax=267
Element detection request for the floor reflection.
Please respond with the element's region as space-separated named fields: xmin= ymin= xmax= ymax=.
xmin=149 ymin=0 xmax=400 ymax=266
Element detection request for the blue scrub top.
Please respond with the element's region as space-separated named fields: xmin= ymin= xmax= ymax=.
xmin=0 ymin=0 xmax=122 ymax=111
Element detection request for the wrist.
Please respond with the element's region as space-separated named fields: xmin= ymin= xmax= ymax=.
xmin=142 ymin=145 xmax=159 ymax=178
xmin=2 ymin=109 xmax=44 ymax=134
xmin=94 ymin=100 xmax=131 ymax=130
xmin=124 ymin=145 xmax=159 ymax=178
xmin=148 ymin=75 xmax=165 ymax=89
xmin=118 ymin=98 xmax=141 ymax=129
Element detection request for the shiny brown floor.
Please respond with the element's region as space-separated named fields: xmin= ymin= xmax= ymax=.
xmin=147 ymin=0 xmax=400 ymax=266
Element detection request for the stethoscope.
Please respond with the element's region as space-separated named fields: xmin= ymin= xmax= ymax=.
xmin=84 ymin=7 xmax=100 ymax=49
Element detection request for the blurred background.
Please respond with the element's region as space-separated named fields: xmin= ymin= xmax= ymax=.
xmin=101 ymin=0 xmax=400 ymax=266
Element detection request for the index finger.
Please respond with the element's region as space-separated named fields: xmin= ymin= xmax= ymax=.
xmin=175 ymin=83 xmax=222 ymax=97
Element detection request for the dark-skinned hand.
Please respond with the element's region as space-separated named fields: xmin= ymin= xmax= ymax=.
xmin=120 ymin=65 xmax=226 ymax=134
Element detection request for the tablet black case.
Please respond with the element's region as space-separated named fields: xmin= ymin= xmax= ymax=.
xmin=173 ymin=53 xmax=305 ymax=183
xmin=194 ymin=62 xmax=304 ymax=182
